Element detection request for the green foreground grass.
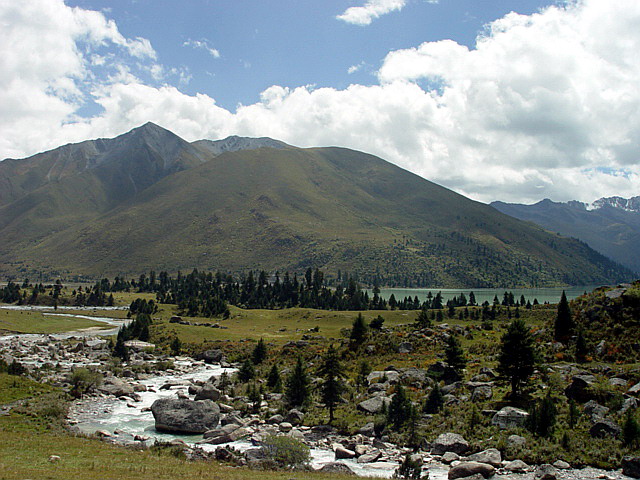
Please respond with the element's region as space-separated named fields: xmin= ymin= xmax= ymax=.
xmin=0 ymin=373 xmax=351 ymax=480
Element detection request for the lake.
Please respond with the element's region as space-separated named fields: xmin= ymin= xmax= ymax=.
xmin=371 ymin=285 xmax=600 ymax=305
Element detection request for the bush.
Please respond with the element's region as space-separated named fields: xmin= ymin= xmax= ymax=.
xmin=262 ymin=435 xmax=310 ymax=467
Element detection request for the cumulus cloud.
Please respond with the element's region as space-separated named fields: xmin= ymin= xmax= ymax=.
xmin=337 ymin=0 xmax=406 ymax=26
xmin=183 ymin=38 xmax=220 ymax=58
xmin=2 ymin=0 xmax=640 ymax=205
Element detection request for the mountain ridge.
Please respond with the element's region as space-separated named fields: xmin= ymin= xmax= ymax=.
xmin=0 ymin=124 xmax=633 ymax=286
xmin=491 ymin=197 xmax=640 ymax=274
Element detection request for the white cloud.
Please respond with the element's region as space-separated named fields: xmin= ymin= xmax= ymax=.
xmin=347 ymin=61 xmax=366 ymax=74
xmin=2 ymin=0 xmax=640 ymax=205
xmin=183 ymin=38 xmax=220 ymax=58
xmin=337 ymin=0 xmax=406 ymax=26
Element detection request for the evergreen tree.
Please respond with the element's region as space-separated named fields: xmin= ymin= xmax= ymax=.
xmin=252 ymin=338 xmax=267 ymax=364
xmin=286 ymin=356 xmax=310 ymax=408
xmin=247 ymin=383 xmax=262 ymax=412
xmin=415 ymin=307 xmax=431 ymax=329
xmin=318 ymin=345 xmax=346 ymax=423
xmin=575 ymin=329 xmax=588 ymax=363
xmin=113 ymin=328 xmax=129 ymax=361
xmin=267 ymin=364 xmax=282 ymax=392
xmin=445 ymin=335 xmax=466 ymax=375
xmin=498 ymin=318 xmax=536 ymax=397
xmin=623 ymin=412 xmax=640 ymax=447
xmin=369 ymin=315 xmax=385 ymax=330
xmin=170 ymin=336 xmax=182 ymax=356
xmin=394 ymin=453 xmax=422 ymax=479
xmin=350 ymin=313 xmax=368 ymax=344
xmin=527 ymin=393 xmax=557 ymax=437
xmin=238 ymin=359 xmax=255 ymax=382
xmin=554 ymin=291 xmax=575 ymax=342
xmin=387 ymin=385 xmax=412 ymax=430
xmin=356 ymin=360 xmax=371 ymax=390
xmin=424 ymin=383 xmax=444 ymax=414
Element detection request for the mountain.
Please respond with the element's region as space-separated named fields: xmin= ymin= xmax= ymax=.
xmin=491 ymin=198 xmax=640 ymax=274
xmin=0 ymin=124 xmax=633 ymax=286
xmin=192 ymin=136 xmax=289 ymax=157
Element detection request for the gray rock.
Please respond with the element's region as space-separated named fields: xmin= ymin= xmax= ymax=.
xmin=285 ymin=409 xmax=305 ymax=426
xmin=609 ymin=378 xmax=628 ymax=387
xmin=505 ymin=459 xmax=529 ymax=473
xmin=629 ymin=382 xmax=640 ymax=396
xmin=151 ymin=398 xmax=220 ymax=434
xmin=507 ymin=434 xmax=527 ymax=447
xmin=194 ymin=384 xmax=221 ymax=402
xmin=535 ymin=464 xmax=557 ymax=480
xmin=98 ymin=377 xmax=134 ymax=398
xmin=565 ymin=375 xmax=597 ymax=403
xmin=583 ymin=400 xmax=609 ymax=421
xmin=358 ymin=422 xmax=376 ymax=437
xmin=471 ymin=385 xmax=492 ymax=402
xmin=491 ymin=406 xmax=529 ymax=429
xmin=357 ymin=396 xmax=391 ymax=414
xmin=279 ymin=422 xmax=293 ymax=432
xmin=267 ymin=414 xmax=284 ymax=424
xmin=448 ymin=461 xmax=495 ymax=479
xmin=622 ymin=456 xmax=640 ymax=479
xmin=467 ymin=448 xmax=501 ymax=467
xmin=198 ymin=349 xmax=225 ymax=364
xmin=367 ymin=370 xmax=400 ymax=384
xmin=590 ymin=419 xmax=621 ymax=438
xmin=552 ymin=460 xmax=570 ymax=469
xmin=357 ymin=450 xmax=382 ymax=463
xmin=398 ymin=341 xmax=414 ymax=353
xmin=621 ymin=397 xmax=639 ymax=414
xmin=319 ymin=462 xmax=356 ymax=475
xmin=442 ymin=452 xmax=460 ymax=464
xmin=431 ymin=432 xmax=470 ymax=455
xmin=334 ymin=445 xmax=356 ymax=459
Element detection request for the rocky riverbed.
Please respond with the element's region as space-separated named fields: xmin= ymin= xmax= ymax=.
xmin=0 ymin=311 xmax=638 ymax=479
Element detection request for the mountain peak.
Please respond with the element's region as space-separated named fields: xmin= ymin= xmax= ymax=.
xmin=192 ymin=135 xmax=289 ymax=157
xmin=591 ymin=195 xmax=640 ymax=213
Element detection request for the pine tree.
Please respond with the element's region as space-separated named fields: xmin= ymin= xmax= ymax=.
xmin=318 ymin=345 xmax=346 ymax=423
xmin=252 ymin=338 xmax=267 ymax=364
xmin=285 ymin=356 xmax=310 ymax=408
xmin=415 ymin=307 xmax=431 ymax=329
xmin=356 ymin=360 xmax=371 ymax=390
xmin=350 ymin=313 xmax=368 ymax=344
xmin=445 ymin=335 xmax=466 ymax=375
xmin=498 ymin=318 xmax=536 ymax=397
xmin=554 ymin=291 xmax=575 ymax=342
xmin=267 ymin=364 xmax=282 ymax=392
xmin=575 ymin=329 xmax=588 ymax=363
xmin=623 ymin=412 xmax=640 ymax=447
xmin=170 ymin=336 xmax=182 ymax=356
xmin=238 ymin=359 xmax=255 ymax=383
xmin=424 ymin=383 xmax=444 ymax=414
xmin=387 ymin=385 xmax=412 ymax=430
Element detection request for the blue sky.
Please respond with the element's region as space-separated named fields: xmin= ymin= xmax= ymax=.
xmin=68 ymin=0 xmax=554 ymax=111
xmin=1 ymin=0 xmax=639 ymax=204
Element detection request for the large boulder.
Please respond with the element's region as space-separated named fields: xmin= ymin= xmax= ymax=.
xmin=589 ymin=419 xmax=621 ymax=438
xmin=448 ymin=462 xmax=495 ymax=479
xmin=565 ymin=375 xmax=597 ymax=403
xmin=535 ymin=464 xmax=557 ymax=480
xmin=431 ymin=433 xmax=469 ymax=456
xmin=583 ymin=400 xmax=608 ymax=421
xmin=357 ymin=396 xmax=391 ymax=414
xmin=98 ymin=377 xmax=134 ymax=397
xmin=471 ymin=385 xmax=493 ymax=403
xmin=622 ymin=456 xmax=640 ymax=479
xmin=467 ymin=448 xmax=502 ymax=468
xmin=319 ymin=462 xmax=356 ymax=475
xmin=198 ymin=349 xmax=226 ymax=364
xmin=151 ymin=398 xmax=220 ymax=434
xmin=194 ymin=384 xmax=221 ymax=402
xmin=491 ymin=406 xmax=529 ymax=429
xmin=203 ymin=424 xmax=251 ymax=444
xmin=334 ymin=445 xmax=356 ymax=460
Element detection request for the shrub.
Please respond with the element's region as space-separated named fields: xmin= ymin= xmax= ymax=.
xmin=262 ymin=435 xmax=310 ymax=467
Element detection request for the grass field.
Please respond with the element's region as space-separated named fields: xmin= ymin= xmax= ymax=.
xmin=0 ymin=310 xmax=111 ymax=334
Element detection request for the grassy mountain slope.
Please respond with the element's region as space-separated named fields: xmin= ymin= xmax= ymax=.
xmin=0 ymin=124 xmax=632 ymax=286
xmin=491 ymin=199 xmax=640 ymax=274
